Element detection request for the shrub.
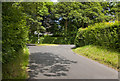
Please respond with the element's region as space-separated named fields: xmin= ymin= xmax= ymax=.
xmin=30 ymin=36 xmax=75 ymax=44
xmin=40 ymin=37 xmax=64 ymax=44
xmin=29 ymin=36 xmax=38 ymax=44
xmin=2 ymin=3 xmax=29 ymax=63
xmin=75 ymin=21 xmax=120 ymax=51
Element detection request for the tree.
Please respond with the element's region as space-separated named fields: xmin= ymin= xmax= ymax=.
xmin=2 ymin=2 xmax=29 ymax=63
xmin=21 ymin=2 xmax=51 ymax=38
xmin=51 ymin=2 xmax=111 ymax=36
xmin=110 ymin=2 xmax=120 ymax=21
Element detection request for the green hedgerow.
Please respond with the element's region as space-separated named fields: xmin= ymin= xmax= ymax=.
xmin=75 ymin=21 xmax=120 ymax=51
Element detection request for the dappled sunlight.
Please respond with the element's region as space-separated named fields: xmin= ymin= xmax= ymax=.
xmin=28 ymin=52 xmax=77 ymax=79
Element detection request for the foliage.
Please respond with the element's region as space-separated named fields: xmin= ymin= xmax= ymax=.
xmin=52 ymin=2 xmax=111 ymax=32
xmin=46 ymin=2 xmax=117 ymax=39
xmin=75 ymin=21 xmax=120 ymax=51
xmin=23 ymin=2 xmax=118 ymax=44
xmin=21 ymin=2 xmax=53 ymax=38
xmin=72 ymin=45 xmax=119 ymax=70
xmin=2 ymin=2 xmax=29 ymax=63
xmin=2 ymin=47 xmax=30 ymax=79
xmin=29 ymin=36 xmax=38 ymax=44
xmin=110 ymin=2 xmax=120 ymax=21
xmin=2 ymin=2 xmax=120 ymax=78
xmin=29 ymin=36 xmax=75 ymax=44
xmin=41 ymin=37 xmax=65 ymax=44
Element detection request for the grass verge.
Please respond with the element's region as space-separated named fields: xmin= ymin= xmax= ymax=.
xmin=72 ymin=45 xmax=119 ymax=70
xmin=2 ymin=46 xmax=30 ymax=79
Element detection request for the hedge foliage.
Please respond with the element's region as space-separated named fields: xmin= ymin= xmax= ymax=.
xmin=2 ymin=3 xmax=29 ymax=63
xmin=30 ymin=36 xmax=75 ymax=44
xmin=75 ymin=21 xmax=120 ymax=51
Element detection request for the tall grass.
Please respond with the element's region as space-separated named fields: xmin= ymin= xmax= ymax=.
xmin=73 ymin=45 xmax=119 ymax=70
xmin=2 ymin=46 xmax=30 ymax=79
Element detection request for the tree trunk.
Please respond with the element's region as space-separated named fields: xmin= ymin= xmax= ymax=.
xmin=65 ymin=19 xmax=67 ymax=35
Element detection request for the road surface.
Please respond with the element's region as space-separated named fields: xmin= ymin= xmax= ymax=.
xmin=28 ymin=45 xmax=118 ymax=79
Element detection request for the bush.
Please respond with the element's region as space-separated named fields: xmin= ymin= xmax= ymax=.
xmin=2 ymin=3 xmax=29 ymax=63
xmin=75 ymin=21 xmax=120 ymax=51
xmin=29 ymin=36 xmax=75 ymax=44
xmin=29 ymin=36 xmax=38 ymax=44
xmin=40 ymin=37 xmax=64 ymax=44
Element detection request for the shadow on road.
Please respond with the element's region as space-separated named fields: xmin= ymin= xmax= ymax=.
xmin=28 ymin=52 xmax=77 ymax=79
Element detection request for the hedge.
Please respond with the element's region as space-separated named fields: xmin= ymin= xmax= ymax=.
xmin=40 ymin=37 xmax=65 ymax=44
xmin=30 ymin=36 xmax=75 ymax=44
xmin=75 ymin=21 xmax=120 ymax=51
xmin=2 ymin=3 xmax=29 ymax=63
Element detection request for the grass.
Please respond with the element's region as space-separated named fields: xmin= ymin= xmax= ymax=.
xmin=37 ymin=44 xmax=58 ymax=46
xmin=72 ymin=45 xmax=119 ymax=70
xmin=2 ymin=46 xmax=30 ymax=79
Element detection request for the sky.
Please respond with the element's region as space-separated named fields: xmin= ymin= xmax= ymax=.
xmin=51 ymin=0 xmax=58 ymax=2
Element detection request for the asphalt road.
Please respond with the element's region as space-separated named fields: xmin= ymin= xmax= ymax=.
xmin=28 ymin=45 xmax=118 ymax=79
